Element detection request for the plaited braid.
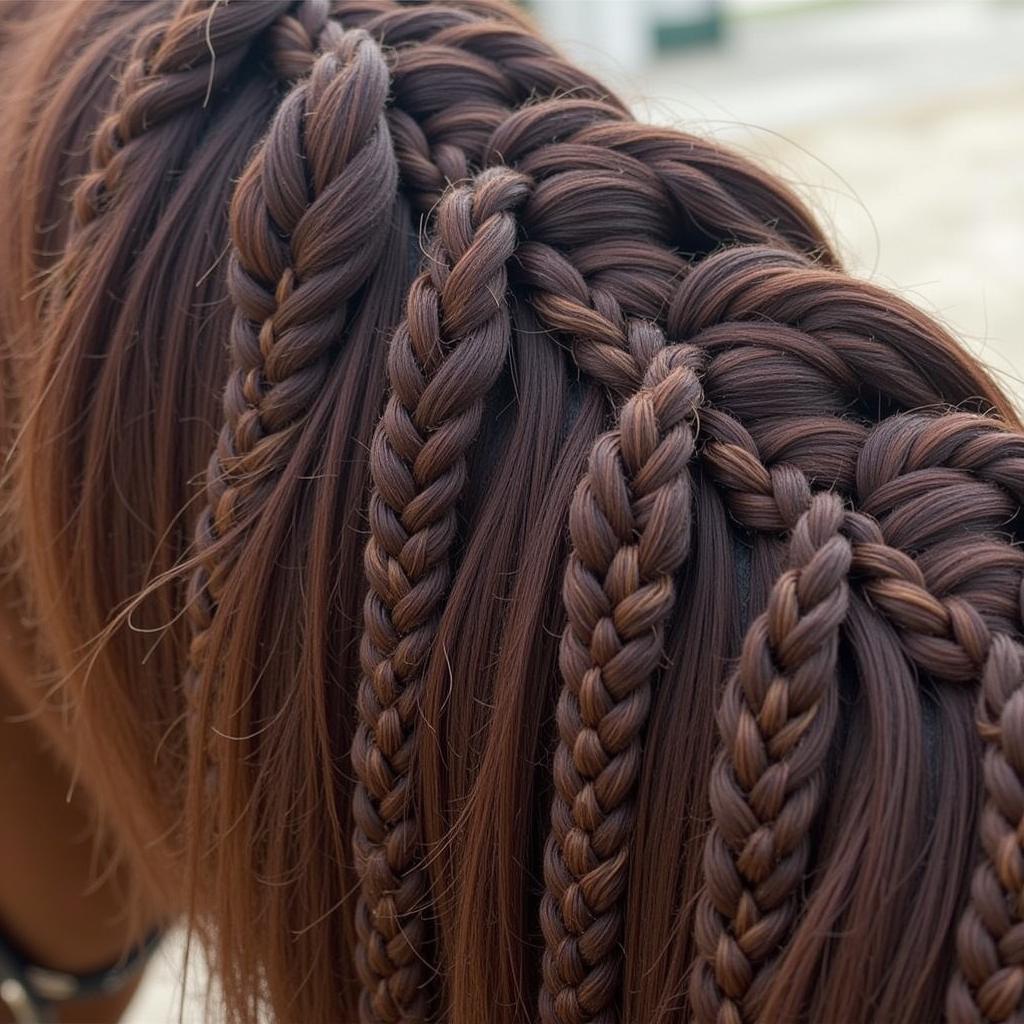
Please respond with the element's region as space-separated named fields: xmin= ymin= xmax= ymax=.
xmin=186 ymin=26 xmax=397 ymax=735
xmin=540 ymin=333 xmax=704 ymax=1024
xmin=950 ymin=635 xmax=1024 ymax=1024
xmin=352 ymin=167 xmax=532 ymax=1022
xmin=73 ymin=0 xmax=293 ymax=230
xmin=851 ymin=422 xmax=1024 ymax=1024
xmin=690 ymin=491 xmax=852 ymax=1024
xmin=812 ymin=503 xmax=1024 ymax=1024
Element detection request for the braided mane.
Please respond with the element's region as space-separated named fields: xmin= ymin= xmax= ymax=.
xmin=7 ymin=2 xmax=1023 ymax=1023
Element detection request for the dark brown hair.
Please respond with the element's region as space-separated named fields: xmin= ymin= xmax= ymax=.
xmin=1 ymin=1 xmax=1022 ymax=1022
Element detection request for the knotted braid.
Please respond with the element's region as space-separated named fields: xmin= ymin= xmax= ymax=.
xmin=690 ymin=491 xmax=852 ymax=1024
xmin=539 ymin=333 xmax=704 ymax=1024
xmin=187 ymin=26 xmax=396 ymax=727
xmin=73 ymin=0 xmax=293 ymax=230
xmin=352 ymin=167 xmax=532 ymax=1022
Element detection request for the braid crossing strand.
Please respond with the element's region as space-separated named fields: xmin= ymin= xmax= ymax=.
xmin=187 ymin=24 xmax=397 ymax=735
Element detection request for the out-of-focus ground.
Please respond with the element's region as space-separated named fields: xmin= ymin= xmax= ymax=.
xmin=126 ymin=2 xmax=1024 ymax=1019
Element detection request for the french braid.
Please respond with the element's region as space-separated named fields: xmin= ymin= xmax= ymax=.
xmin=73 ymin=0 xmax=293 ymax=233
xmin=352 ymin=167 xmax=531 ymax=1022
xmin=838 ymin=503 xmax=1024 ymax=1023
xmin=690 ymin=491 xmax=853 ymax=1024
xmin=853 ymin=420 xmax=1024 ymax=1024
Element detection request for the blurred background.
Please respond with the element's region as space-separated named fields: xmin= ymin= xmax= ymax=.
xmin=532 ymin=0 xmax=1024 ymax=400
xmin=125 ymin=0 xmax=1024 ymax=1018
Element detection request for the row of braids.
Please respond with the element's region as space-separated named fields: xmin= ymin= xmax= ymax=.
xmin=400 ymin=82 xmax=834 ymax=1018
xmin=352 ymin=167 xmax=531 ymax=1021
xmin=326 ymin=24 xmax=1024 ymax=1015
xmin=178 ymin=5 xmax=621 ymax=1018
xmin=331 ymin=9 xmax=831 ymax=1013
xmin=14 ymin=0 xmax=1024 ymax=1022
xmin=495 ymin=211 xmax=1024 ymax=1022
xmin=177 ymin=4 xmax=844 ymax=1019
xmin=483 ymin=112 xmax=844 ymax=1023
xmin=694 ymin=411 xmax=1024 ymax=1024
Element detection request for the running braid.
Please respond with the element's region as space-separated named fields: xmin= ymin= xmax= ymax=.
xmin=73 ymin=0 xmax=294 ymax=233
xmin=690 ymin=491 xmax=853 ymax=1024
xmin=9 ymin=2 xmax=1024 ymax=1024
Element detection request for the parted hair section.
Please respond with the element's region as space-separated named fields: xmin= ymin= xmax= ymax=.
xmin=1 ymin=0 xmax=1023 ymax=1022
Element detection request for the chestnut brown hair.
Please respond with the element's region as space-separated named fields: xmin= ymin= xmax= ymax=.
xmin=1 ymin=1 xmax=1022 ymax=1022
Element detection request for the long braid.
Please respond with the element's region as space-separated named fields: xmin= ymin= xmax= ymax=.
xmin=852 ymin=419 xmax=1024 ymax=1024
xmin=540 ymin=332 xmax=704 ymax=1023
xmin=804 ymin=503 xmax=1024 ymax=1024
xmin=835 ymin=503 xmax=1024 ymax=1024
xmin=950 ymin=636 xmax=1024 ymax=1024
xmin=690 ymin=491 xmax=853 ymax=1024
xmin=352 ymin=167 xmax=532 ymax=1022
xmin=186 ymin=25 xmax=397 ymax=746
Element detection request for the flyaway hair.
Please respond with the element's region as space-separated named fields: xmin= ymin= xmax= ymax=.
xmin=0 ymin=2 xmax=1022 ymax=1023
